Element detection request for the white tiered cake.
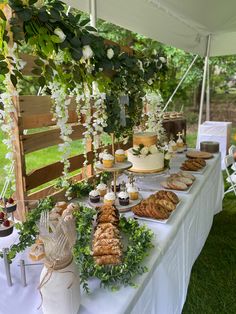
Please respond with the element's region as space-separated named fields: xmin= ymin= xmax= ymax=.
xmin=127 ymin=132 xmax=164 ymax=173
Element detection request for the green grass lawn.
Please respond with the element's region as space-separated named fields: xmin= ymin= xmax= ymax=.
xmin=183 ymin=176 xmax=236 ymax=314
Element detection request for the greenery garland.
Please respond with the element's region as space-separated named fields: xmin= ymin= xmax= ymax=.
xmin=2 ymin=196 xmax=154 ymax=291
xmin=73 ymin=205 xmax=154 ymax=291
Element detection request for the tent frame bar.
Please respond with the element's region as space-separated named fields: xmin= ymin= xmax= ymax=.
xmin=163 ymin=54 xmax=198 ymax=112
xmin=89 ymin=0 xmax=97 ymax=28
xmin=198 ymin=34 xmax=211 ymax=126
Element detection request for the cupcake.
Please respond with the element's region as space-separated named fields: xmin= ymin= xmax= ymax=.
xmin=89 ymin=190 xmax=100 ymax=203
xmin=118 ymin=191 xmax=130 ymax=206
xmin=96 ymin=183 xmax=107 ymax=197
xmin=0 ymin=197 xmax=17 ymax=213
xmin=115 ymin=149 xmax=126 ymax=162
xmin=104 ymin=192 xmax=116 ymax=205
xmin=127 ymin=186 xmax=139 ymax=200
xmin=102 ymin=153 xmax=114 ymax=168
xmin=111 ymin=180 xmax=121 ymax=192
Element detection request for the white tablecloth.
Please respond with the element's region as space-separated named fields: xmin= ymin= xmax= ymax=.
xmin=0 ymin=153 xmax=224 ymax=314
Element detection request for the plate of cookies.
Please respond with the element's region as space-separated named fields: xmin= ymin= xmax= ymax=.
xmin=160 ymin=171 xmax=195 ymax=193
xmin=180 ymin=158 xmax=207 ymax=174
xmin=132 ymin=190 xmax=181 ymax=224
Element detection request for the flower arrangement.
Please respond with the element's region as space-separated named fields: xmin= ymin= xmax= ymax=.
xmin=132 ymin=144 xmax=159 ymax=157
xmin=0 ymin=0 xmax=167 ymax=187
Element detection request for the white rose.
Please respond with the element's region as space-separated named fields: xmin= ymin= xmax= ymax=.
xmin=149 ymin=145 xmax=158 ymax=154
xmin=160 ymin=57 xmax=166 ymax=63
xmin=82 ymin=45 xmax=94 ymax=60
xmin=54 ymin=28 xmax=66 ymax=43
xmin=107 ymin=48 xmax=114 ymax=60
xmin=165 ymin=152 xmax=171 ymax=160
xmin=141 ymin=147 xmax=149 ymax=156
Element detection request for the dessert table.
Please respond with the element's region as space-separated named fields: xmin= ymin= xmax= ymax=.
xmin=0 ymin=153 xmax=224 ymax=314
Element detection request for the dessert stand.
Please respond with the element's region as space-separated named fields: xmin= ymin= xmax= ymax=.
xmin=95 ymin=133 xmax=142 ymax=212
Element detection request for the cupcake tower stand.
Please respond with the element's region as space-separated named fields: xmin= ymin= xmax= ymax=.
xmin=95 ymin=133 xmax=142 ymax=212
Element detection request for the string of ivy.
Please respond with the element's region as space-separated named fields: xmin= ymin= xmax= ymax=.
xmin=73 ymin=205 xmax=154 ymax=291
xmin=0 ymin=0 xmax=167 ymax=136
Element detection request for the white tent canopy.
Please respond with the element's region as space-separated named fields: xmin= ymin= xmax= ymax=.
xmin=65 ymin=0 xmax=236 ymax=57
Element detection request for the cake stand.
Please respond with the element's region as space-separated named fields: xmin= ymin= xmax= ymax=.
xmin=95 ymin=133 xmax=141 ymax=212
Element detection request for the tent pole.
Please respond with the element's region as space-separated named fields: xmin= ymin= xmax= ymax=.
xmin=206 ymin=54 xmax=210 ymax=121
xmin=163 ymin=55 xmax=198 ymax=112
xmin=198 ymin=34 xmax=211 ymax=127
xmin=89 ymin=0 xmax=97 ymax=27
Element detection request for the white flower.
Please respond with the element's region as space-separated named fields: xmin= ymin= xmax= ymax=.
xmin=107 ymin=48 xmax=114 ymax=60
xmin=137 ymin=60 xmax=144 ymax=72
xmin=160 ymin=57 xmax=166 ymax=63
xmin=34 ymin=0 xmax=44 ymax=9
xmin=165 ymin=152 xmax=172 ymax=160
xmin=147 ymin=79 xmax=153 ymax=85
xmin=149 ymin=145 xmax=158 ymax=154
xmin=141 ymin=147 xmax=149 ymax=156
xmin=54 ymin=28 xmax=66 ymax=43
xmin=82 ymin=45 xmax=94 ymax=60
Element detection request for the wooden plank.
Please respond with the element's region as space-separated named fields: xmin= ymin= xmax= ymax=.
xmin=26 ymin=152 xmax=94 ymax=190
xmin=22 ymin=124 xmax=85 ymax=153
xmin=27 ymin=172 xmax=83 ymax=202
xmin=25 ymin=140 xmax=132 ymax=191
xmin=19 ymin=95 xmax=77 ymax=116
xmin=3 ymin=4 xmax=27 ymax=220
xmin=22 ymin=112 xmax=78 ymax=129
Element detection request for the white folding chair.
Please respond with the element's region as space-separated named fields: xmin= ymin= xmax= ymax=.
xmin=224 ymin=154 xmax=236 ymax=196
xmin=228 ymin=145 xmax=236 ymax=170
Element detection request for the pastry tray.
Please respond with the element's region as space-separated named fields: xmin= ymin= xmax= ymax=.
xmin=160 ymin=176 xmax=195 ymax=194
xmin=134 ymin=199 xmax=182 ymax=224
xmin=180 ymin=164 xmax=207 ymax=175
xmin=88 ymin=196 xmax=142 ymax=213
